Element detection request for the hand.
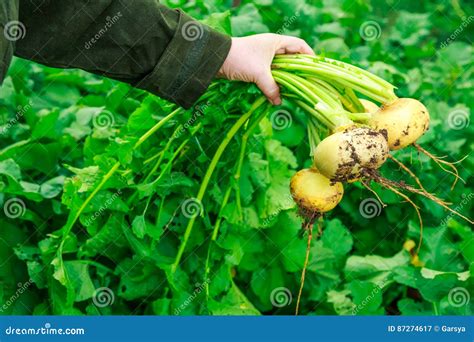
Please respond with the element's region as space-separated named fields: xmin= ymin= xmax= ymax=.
xmin=218 ymin=33 xmax=314 ymax=105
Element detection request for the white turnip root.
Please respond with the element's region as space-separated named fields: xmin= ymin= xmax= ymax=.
xmin=369 ymin=98 xmax=429 ymax=150
xmin=290 ymin=168 xmax=344 ymax=213
xmin=313 ymin=127 xmax=389 ymax=181
xmin=359 ymin=99 xmax=379 ymax=113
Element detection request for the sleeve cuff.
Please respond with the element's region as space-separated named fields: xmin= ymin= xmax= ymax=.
xmin=136 ymin=10 xmax=231 ymax=109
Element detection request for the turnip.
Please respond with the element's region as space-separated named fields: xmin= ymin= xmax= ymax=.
xmin=271 ymin=55 xmax=473 ymax=312
xmin=290 ymin=168 xmax=344 ymax=213
xmin=312 ymin=127 xmax=389 ymax=181
xmin=359 ymin=99 xmax=379 ymax=113
xmin=369 ymin=98 xmax=430 ymax=150
xmin=289 ymin=167 xmax=343 ymax=315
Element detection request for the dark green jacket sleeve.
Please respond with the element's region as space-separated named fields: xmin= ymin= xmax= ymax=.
xmin=3 ymin=0 xmax=231 ymax=108
xmin=0 ymin=1 xmax=19 ymax=81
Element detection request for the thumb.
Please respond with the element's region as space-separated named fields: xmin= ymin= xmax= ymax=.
xmin=256 ymin=71 xmax=281 ymax=105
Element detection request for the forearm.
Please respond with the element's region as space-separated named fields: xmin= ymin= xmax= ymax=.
xmin=15 ymin=0 xmax=231 ymax=108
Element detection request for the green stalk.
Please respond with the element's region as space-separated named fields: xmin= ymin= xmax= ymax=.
xmin=126 ymin=125 xmax=184 ymax=206
xmin=273 ymin=71 xmax=352 ymax=129
xmin=274 ymin=70 xmax=341 ymax=110
xmin=272 ymin=70 xmax=321 ymax=106
xmin=145 ymin=135 xmax=193 ymax=189
xmin=295 ymin=100 xmax=337 ymax=130
xmin=273 ymin=60 xmax=395 ymax=102
xmin=171 ymin=97 xmax=266 ymax=273
xmin=273 ymin=60 xmax=385 ymax=93
xmin=134 ymin=107 xmax=181 ymax=149
xmin=300 ymin=72 xmax=390 ymax=104
xmin=346 ymin=112 xmax=373 ymax=122
xmin=275 ymin=54 xmax=395 ymax=90
xmin=204 ymin=105 xmax=269 ymax=298
xmin=307 ymin=117 xmax=321 ymax=156
xmin=307 ymin=77 xmax=342 ymax=101
xmin=204 ymin=184 xmax=232 ymax=298
xmin=340 ymin=87 xmax=366 ymax=113
xmin=287 ymin=74 xmax=342 ymax=111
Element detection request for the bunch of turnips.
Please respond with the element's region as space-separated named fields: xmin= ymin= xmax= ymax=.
xmin=271 ymin=54 xmax=472 ymax=314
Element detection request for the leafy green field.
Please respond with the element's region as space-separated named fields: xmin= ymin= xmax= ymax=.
xmin=0 ymin=0 xmax=472 ymax=315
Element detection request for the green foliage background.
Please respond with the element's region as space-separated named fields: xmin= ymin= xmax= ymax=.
xmin=0 ymin=0 xmax=472 ymax=315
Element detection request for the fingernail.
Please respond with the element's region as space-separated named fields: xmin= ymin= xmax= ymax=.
xmin=274 ymin=97 xmax=282 ymax=105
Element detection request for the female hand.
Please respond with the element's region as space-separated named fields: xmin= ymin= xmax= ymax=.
xmin=218 ymin=33 xmax=314 ymax=105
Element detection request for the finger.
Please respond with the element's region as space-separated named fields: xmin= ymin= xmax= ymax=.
xmin=276 ymin=36 xmax=315 ymax=55
xmin=256 ymin=71 xmax=281 ymax=105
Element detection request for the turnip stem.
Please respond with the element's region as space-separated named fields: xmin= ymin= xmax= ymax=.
xmin=273 ymin=61 xmax=386 ymax=95
xmin=172 ymin=97 xmax=267 ymax=273
xmin=234 ymin=105 xmax=271 ymax=217
xmin=273 ymin=59 xmax=397 ymax=103
xmin=135 ymin=107 xmax=181 ymax=148
xmin=275 ymin=54 xmax=395 ymax=89
xmin=204 ymin=107 xmax=269 ymax=299
xmin=294 ymin=100 xmax=336 ymax=130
